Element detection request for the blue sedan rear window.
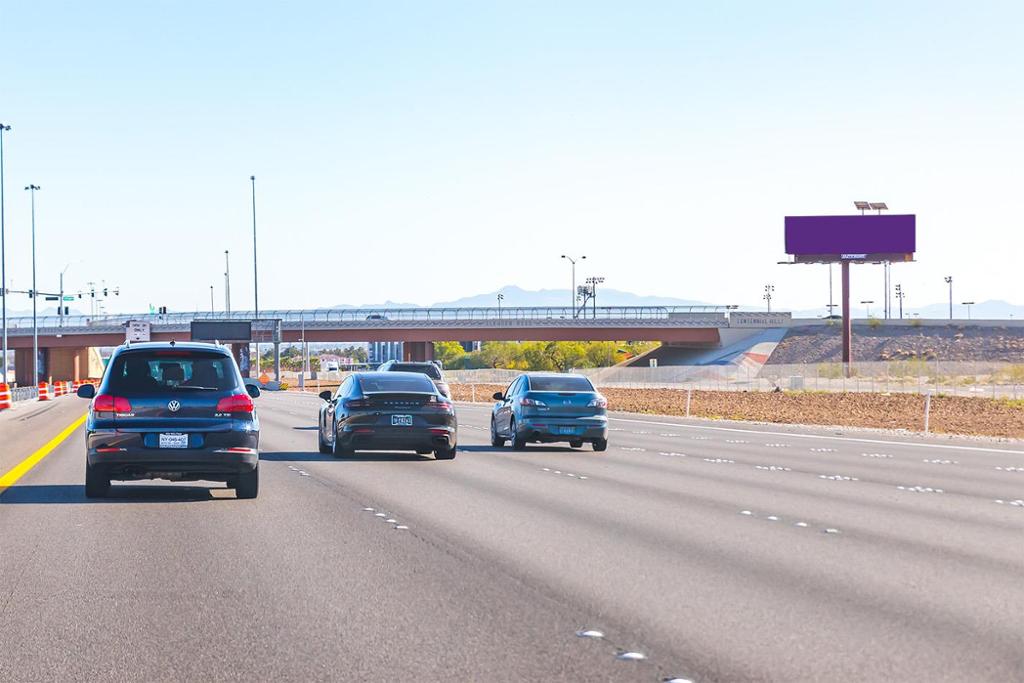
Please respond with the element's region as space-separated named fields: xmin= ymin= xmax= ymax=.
xmin=529 ymin=375 xmax=595 ymax=391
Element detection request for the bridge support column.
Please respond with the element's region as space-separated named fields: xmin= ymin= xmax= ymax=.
xmin=47 ymin=347 xmax=103 ymax=382
xmin=403 ymin=342 xmax=435 ymax=363
xmin=14 ymin=348 xmax=45 ymax=386
xmin=273 ymin=342 xmax=281 ymax=382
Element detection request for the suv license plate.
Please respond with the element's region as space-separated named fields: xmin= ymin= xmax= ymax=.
xmin=391 ymin=415 xmax=413 ymax=426
xmin=159 ymin=433 xmax=189 ymax=449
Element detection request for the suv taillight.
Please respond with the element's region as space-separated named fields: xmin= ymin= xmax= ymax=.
xmin=94 ymin=394 xmax=132 ymax=413
xmin=216 ymin=393 xmax=254 ymax=413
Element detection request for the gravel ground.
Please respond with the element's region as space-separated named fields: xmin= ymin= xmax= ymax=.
xmin=448 ymin=383 xmax=1024 ymax=439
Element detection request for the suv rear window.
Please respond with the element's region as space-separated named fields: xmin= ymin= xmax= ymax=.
xmin=359 ymin=374 xmax=436 ymax=393
xmin=386 ymin=363 xmax=442 ymax=380
xmin=107 ymin=351 xmax=240 ymax=395
xmin=528 ymin=375 xmax=595 ymax=392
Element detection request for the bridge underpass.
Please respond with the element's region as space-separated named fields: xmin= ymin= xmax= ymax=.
xmin=3 ymin=305 xmax=773 ymax=384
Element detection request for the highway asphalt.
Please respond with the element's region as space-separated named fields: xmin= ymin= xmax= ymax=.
xmin=1 ymin=391 xmax=1022 ymax=682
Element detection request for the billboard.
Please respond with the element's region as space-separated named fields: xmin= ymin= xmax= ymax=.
xmin=785 ymin=214 xmax=915 ymax=262
xmin=190 ymin=320 xmax=252 ymax=342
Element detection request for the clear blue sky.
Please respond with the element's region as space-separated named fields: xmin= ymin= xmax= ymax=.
xmin=1 ymin=1 xmax=1021 ymax=315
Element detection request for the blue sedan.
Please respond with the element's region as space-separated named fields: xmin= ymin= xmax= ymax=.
xmin=490 ymin=373 xmax=608 ymax=451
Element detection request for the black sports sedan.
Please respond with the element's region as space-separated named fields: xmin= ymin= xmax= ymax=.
xmin=319 ymin=371 xmax=457 ymax=459
xmin=490 ymin=373 xmax=608 ymax=451
xmin=78 ymin=341 xmax=261 ymax=499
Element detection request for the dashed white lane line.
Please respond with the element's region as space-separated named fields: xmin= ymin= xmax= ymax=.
xmin=609 ymin=416 xmax=1024 ymax=455
xmin=755 ymin=465 xmax=792 ymax=472
xmin=765 ymin=443 xmax=790 ymax=448
xmin=540 ymin=467 xmax=588 ymax=480
xmin=994 ymin=466 xmax=1023 ymax=472
xmin=363 ymin=506 xmax=410 ymax=529
xmin=896 ymin=485 xmax=945 ymax=493
xmin=922 ymin=458 xmax=959 ymax=465
xmin=740 ymin=510 xmax=841 ymax=534
xmin=810 ymin=447 xmax=837 ymax=453
xmin=659 ymin=452 xmax=687 ymax=458
xmin=994 ymin=499 xmax=1024 ymax=507
xmin=819 ymin=474 xmax=859 ymax=481
xmin=862 ymin=452 xmax=893 ymax=459
xmin=620 ymin=447 xmax=646 ymax=452
xmin=703 ymin=458 xmax=735 ymax=464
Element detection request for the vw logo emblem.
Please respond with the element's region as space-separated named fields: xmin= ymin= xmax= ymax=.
xmin=167 ymin=400 xmax=181 ymax=413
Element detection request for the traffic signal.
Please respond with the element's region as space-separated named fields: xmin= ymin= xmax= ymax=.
xmin=103 ymin=288 xmax=108 ymax=296
xmin=158 ymin=306 xmax=168 ymax=314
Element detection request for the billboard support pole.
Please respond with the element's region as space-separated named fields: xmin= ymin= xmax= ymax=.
xmin=842 ymin=261 xmax=852 ymax=376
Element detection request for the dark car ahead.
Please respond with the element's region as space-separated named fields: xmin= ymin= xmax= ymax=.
xmin=490 ymin=373 xmax=608 ymax=451
xmin=376 ymin=359 xmax=451 ymax=398
xmin=318 ymin=371 xmax=457 ymax=459
xmin=78 ymin=341 xmax=261 ymax=499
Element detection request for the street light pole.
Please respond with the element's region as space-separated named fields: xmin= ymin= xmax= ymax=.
xmin=496 ymin=292 xmax=504 ymax=320
xmin=0 ymin=123 xmax=10 ymax=384
xmin=945 ymin=276 xmax=953 ymax=319
xmin=25 ymin=184 xmax=40 ymax=384
xmin=962 ymin=301 xmax=975 ymax=320
xmin=895 ymin=284 xmax=904 ymax=319
xmin=763 ymin=284 xmax=774 ymax=313
xmin=224 ymin=249 xmax=231 ymax=313
xmin=250 ymin=175 xmax=260 ymax=375
xmin=561 ymin=254 xmax=586 ymax=318
xmin=210 ymin=285 xmax=215 ymax=313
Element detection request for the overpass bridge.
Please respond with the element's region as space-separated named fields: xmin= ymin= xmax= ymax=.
xmin=4 ymin=305 xmax=784 ymax=384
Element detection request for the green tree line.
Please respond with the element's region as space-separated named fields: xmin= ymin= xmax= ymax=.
xmin=434 ymin=341 xmax=657 ymax=372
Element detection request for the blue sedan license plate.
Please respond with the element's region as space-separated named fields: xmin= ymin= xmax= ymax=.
xmin=391 ymin=415 xmax=413 ymax=426
xmin=557 ymin=426 xmax=576 ymax=435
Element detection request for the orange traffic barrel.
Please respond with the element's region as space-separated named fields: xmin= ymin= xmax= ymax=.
xmin=0 ymin=383 xmax=11 ymax=410
xmin=38 ymin=382 xmax=51 ymax=401
xmin=54 ymin=382 xmax=65 ymax=398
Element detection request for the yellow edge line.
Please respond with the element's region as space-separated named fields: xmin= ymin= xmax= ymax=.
xmin=0 ymin=413 xmax=88 ymax=494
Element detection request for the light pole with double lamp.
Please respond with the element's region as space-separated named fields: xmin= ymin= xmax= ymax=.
xmin=561 ymin=254 xmax=585 ymax=318
xmin=0 ymin=123 xmax=10 ymax=383
xmin=763 ymin=284 xmax=774 ymax=313
xmin=250 ymin=176 xmax=260 ymax=375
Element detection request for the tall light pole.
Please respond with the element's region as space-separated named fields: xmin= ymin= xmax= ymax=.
xmin=496 ymin=292 xmax=504 ymax=319
xmin=586 ymin=276 xmax=605 ymax=318
xmin=0 ymin=123 xmax=10 ymax=383
xmin=962 ymin=301 xmax=975 ymax=320
xmin=763 ymin=284 xmax=774 ymax=313
xmin=25 ymin=184 xmax=40 ymax=384
xmin=224 ymin=249 xmax=231 ymax=313
xmin=944 ymin=276 xmax=953 ymax=319
xmin=210 ymin=285 xmax=215 ymax=313
xmin=561 ymin=254 xmax=585 ymax=318
xmin=250 ymin=175 xmax=259 ymax=375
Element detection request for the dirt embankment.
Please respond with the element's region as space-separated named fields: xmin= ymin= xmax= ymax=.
xmin=768 ymin=324 xmax=1024 ymax=364
xmin=449 ymin=383 xmax=1024 ymax=439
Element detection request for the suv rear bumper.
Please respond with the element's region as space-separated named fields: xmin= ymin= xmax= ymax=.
xmin=87 ymin=428 xmax=258 ymax=481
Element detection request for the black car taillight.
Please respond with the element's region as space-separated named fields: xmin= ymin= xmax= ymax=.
xmin=343 ymin=398 xmax=372 ymax=410
xmin=424 ymin=395 xmax=453 ymax=412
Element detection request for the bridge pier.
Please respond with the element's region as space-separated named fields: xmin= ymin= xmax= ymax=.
xmin=403 ymin=341 xmax=435 ymax=363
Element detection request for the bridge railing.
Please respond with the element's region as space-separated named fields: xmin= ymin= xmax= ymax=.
xmin=5 ymin=305 xmax=740 ymax=330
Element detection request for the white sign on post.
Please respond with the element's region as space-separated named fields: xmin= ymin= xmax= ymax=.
xmin=126 ymin=320 xmax=151 ymax=342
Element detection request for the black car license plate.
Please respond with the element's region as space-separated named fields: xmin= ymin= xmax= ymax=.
xmin=391 ymin=415 xmax=413 ymax=426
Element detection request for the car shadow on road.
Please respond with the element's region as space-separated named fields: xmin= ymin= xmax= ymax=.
xmin=457 ymin=444 xmax=580 ymax=454
xmin=291 ymin=426 xmax=319 ymax=431
xmin=0 ymin=484 xmax=223 ymax=504
xmin=260 ymin=450 xmax=435 ymax=463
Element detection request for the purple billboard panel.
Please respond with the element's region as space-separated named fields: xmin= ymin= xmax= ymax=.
xmin=785 ymin=215 xmax=915 ymax=260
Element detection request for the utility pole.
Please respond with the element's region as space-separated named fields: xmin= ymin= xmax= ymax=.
xmin=25 ymin=184 xmax=40 ymax=384
xmin=895 ymin=284 xmax=904 ymax=319
xmin=224 ymin=249 xmax=231 ymax=313
xmin=0 ymin=123 xmax=10 ymax=384
xmin=586 ymin=276 xmax=604 ymax=319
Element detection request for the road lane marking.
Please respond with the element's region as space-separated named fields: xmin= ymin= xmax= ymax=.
xmin=0 ymin=413 xmax=87 ymax=495
xmin=609 ymin=417 xmax=1024 ymax=454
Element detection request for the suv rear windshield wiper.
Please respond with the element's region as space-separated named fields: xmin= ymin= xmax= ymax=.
xmin=169 ymin=385 xmax=220 ymax=391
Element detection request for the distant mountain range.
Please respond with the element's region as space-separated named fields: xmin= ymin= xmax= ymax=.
xmin=332 ymin=285 xmax=706 ymax=310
